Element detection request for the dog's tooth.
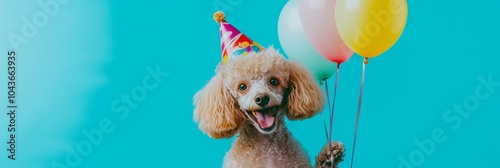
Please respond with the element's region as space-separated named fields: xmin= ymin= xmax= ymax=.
xmin=252 ymin=111 xmax=257 ymax=117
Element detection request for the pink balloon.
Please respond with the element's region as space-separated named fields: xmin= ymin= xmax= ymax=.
xmin=299 ymin=0 xmax=353 ymax=63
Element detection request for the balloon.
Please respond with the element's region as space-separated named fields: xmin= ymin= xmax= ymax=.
xmin=278 ymin=0 xmax=337 ymax=80
xmin=299 ymin=0 xmax=353 ymax=63
xmin=336 ymin=0 xmax=408 ymax=58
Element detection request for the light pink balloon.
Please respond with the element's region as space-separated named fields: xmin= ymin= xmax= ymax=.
xmin=299 ymin=0 xmax=353 ymax=63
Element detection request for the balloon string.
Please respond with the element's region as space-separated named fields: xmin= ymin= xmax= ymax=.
xmin=323 ymin=80 xmax=333 ymax=168
xmin=329 ymin=64 xmax=340 ymax=146
xmin=350 ymin=58 xmax=368 ymax=168
xmin=328 ymin=64 xmax=340 ymax=168
xmin=322 ymin=80 xmax=330 ymax=143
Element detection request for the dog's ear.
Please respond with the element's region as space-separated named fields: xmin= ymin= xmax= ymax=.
xmin=193 ymin=73 xmax=245 ymax=139
xmin=285 ymin=61 xmax=325 ymax=120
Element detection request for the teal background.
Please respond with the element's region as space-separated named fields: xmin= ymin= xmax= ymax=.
xmin=0 ymin=0 xmax=499 ymax=167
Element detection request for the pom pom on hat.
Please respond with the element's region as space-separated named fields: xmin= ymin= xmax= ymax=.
xmin=213 ymin=11 xmax=226 ymax=23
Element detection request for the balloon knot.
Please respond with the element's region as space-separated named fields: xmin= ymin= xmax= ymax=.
xmin=213 ymin=11 xmax=226 ymax=23
xmin=363 ymin=57 xmax=368 ymax=64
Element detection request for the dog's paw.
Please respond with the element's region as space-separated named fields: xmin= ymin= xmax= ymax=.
xmin=315 ymin=142 xmax=345 ymax=168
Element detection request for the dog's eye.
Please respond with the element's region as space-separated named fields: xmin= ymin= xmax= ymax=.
xmin=239 ymin=83 xmax=247 ymax=91
xmin=270 ymin=78 xmax=279 ymax=86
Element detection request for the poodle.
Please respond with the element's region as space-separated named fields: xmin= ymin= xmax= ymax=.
xmin=193 ymin=47 xmax=345 ymax=168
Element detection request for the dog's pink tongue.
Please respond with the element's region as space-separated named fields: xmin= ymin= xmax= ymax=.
xmin=255 ymin=111 xmax=275 ymax=128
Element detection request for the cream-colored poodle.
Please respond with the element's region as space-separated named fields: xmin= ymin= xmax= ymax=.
xmin=194 ymin=47 xmax=345 ymax=168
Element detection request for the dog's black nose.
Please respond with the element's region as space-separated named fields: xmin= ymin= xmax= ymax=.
xmin=254 ymin=93 xmax=270 ymax=107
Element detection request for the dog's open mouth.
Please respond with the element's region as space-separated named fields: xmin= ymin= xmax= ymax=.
xmin=246 ymin=106 xmax=278 ymax=131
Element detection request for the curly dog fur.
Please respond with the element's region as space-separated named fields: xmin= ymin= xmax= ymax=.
xmin=194 ymin=47 xmax=344 ymax=168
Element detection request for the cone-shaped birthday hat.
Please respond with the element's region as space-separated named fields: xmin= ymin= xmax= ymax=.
xmin=214 ymin=11 xmax=264 ymax=64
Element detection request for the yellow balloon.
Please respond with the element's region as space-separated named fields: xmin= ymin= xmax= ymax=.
xmin=336 ymin=0 xmax=407 ymax=58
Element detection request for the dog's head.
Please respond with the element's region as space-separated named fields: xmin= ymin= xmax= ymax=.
xmin=193 ymin=47 xmax=324 ymax=138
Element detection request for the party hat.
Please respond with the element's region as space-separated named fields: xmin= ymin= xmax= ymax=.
xmin=213 ymin=11 xmax=264 ymax=64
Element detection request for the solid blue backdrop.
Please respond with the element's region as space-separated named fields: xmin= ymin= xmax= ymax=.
xmin=0 ymin=0 xmax=499 ymax=167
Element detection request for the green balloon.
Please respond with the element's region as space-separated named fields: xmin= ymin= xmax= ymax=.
xmin=278 ymin=0 xmax=336 ymax=81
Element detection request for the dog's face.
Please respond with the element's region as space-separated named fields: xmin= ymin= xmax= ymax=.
xmin=229 ymin=69 xmax=287 ymax=134
xmin=222 ymin=49 xmax=289 ymax=134
xmin=193 ymin=47 xmax=324 ymax=139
